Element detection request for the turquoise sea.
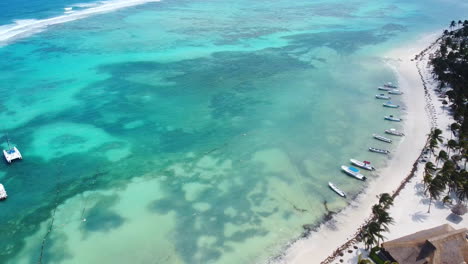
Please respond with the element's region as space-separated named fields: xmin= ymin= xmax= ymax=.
xmin=0 ymin=0 xmax=467 ymax=263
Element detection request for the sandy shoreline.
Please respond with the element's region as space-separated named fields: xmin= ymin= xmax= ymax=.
xmin=275 ymin=31 xmax=446 ymax=264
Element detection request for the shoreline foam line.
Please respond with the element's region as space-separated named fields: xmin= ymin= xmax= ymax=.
xmin=0 ymin=0 xmax=160 ymax=45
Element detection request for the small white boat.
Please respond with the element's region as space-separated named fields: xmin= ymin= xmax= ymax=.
xmin=384 ymin=82 xmax=398 ymax=89
xmin=378 ymin=86 xmax=392 ymax=91
xmin=328 ymin=182 xmax=346 ymax=197
xmin=369 ymin=147 xmax=390 ymax=154
xmin=385 ymin=128 xmax=404 ymax=136
xmin=384 ymin=115 xmax=401 ymax=122
xmin=3 ymin=136 xmax=22 ymax=164
xmin=375 ymin=94 xmax=391 ymax=100
xmin=388 ymin=90 xmax=403 ymax=95
xmin=383 ymin=101 xmax=400 ymax=108
xmin=350 ymin=159 xmax=375 ymax=171
xmin=0 ymin=184 xmax=7 ymax=200
xmin=373 ymin=134 xmax=392 ymax=143
xmin=341 ymin=166 xmax=366 ymax=181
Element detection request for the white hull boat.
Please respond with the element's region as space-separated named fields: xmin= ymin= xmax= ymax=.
xmin=328 ymin=182 xmax=346 ymax=197
xmin=0 ymin=184 xmax=7 ymax=200
xmin=388 ymin=90 xmax=403 ymax=95
xmin=384 ymin=115 xmax=401 ymax=122
xmin=373 ymin=134 xmax=392 ymax=143
xmin=375 ymin=94 xmax=391 ymax=100
xmin=369 ymin=147 xmax=390 ymax=154
xmin=350 ymin=159 xmax=375 ymax=171
xmin=378 ymin=86 xmax=392 ymax=91
xmin=341 ymin=165 xmax=366 ymax=180
xmin=384 ymin=82 xmax=398 ymax=89
xmin=3 ymin=147 xmax=22 ymax=163
xmin=385 ymin=128 xmax=404 ymax=136
xmin=383 ymin=101 xmax=400 ymax=108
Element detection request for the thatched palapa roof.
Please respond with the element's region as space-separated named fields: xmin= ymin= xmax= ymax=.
xmin=381 ymin=224 xmax=468 ymax=264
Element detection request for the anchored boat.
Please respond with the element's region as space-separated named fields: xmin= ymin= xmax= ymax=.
xmin=3 ymin=136 xmax=22 ymax=164
xmin=378 ymin=86 xmax=392 ymax=91
xmin=350 ymin=159 xmax=375 ymax=171
xmin=384 ymin=115 xmax=401 ymax=122
xmin=341 ymin=165 xmax=366 ymax=180
xmin=384 ymin=82 xmax=398 ymax=89
xmin=385 ymin=128 xmax=404 ymax=136
xmin=369 ymin=147 xmax=390 ymax=154
xmin=328 ymin=182 xmax=346 ymax=197
xmin=373 ymin=134 xmax=392 ymax=143
xmin=383 ymin=101 xmax=400 ymax=108
xmin=375 ymin=94 xmax=391 ymax=100
xmin=0 ymin=184 xmax=7 ymax=200
xmin=388 ymin=90 xmax=403 ymax=95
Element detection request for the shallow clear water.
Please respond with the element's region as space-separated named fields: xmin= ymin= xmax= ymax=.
xmin=0 ymin=0 xmax=467 ymax=263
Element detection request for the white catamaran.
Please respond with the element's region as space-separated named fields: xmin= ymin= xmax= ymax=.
xmin=3 ymin=136 xmax=22 ymax=164
xmin=0 ymin=184 xmax=7 ymax=200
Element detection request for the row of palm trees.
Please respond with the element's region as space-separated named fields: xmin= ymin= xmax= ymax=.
xmin=427 ymin=20 xmax=468 ymax=216
xmin=359 ymin=193 xmax=394 ymax=250
xmin=423 ymin=128 xmax=468 ymax=214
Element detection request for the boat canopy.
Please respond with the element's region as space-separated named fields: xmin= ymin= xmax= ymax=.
xmin=349 ymin=167 xmax=359 ymax=172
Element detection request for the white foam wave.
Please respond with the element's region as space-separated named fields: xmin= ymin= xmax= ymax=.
xmin=0 ymin=0 xmax=160 ymax=45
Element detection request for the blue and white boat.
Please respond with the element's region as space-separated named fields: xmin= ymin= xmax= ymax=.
xmin=388 ymin=90 xmax=403 ymax=95
xmin=384 ymin=115 xmax=401 ymax=122
xmin=375 ymin=94 xmax=391 ymax=100
xmin=328 ymin=182 xmax=346 ymax=197
xmin=383 ymin=101 xmax=400 ymax=108
xmin=350 ymin=159 xmax=375 ymax=171
xmin=341 ymin=165 xmax=366 ymax=180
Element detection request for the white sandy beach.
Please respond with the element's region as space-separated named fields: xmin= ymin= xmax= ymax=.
xmin=276 ymin=31 xmax=466 ymax=264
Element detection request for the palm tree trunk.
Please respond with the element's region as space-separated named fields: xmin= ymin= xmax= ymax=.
xmin=428 ymin=197 xmax=432 ymax=213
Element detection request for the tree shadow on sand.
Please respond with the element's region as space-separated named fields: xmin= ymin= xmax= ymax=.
xmin=411 ymin=211 xmax=429 ymax=223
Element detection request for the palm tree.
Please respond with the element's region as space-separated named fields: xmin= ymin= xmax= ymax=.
xmin=375 ymin=211 xmax=394 ymax=232
xmin=429 ymin=138 xmax=438 ymax=157
xmin=378 ymin=193 xmax=394 ymax=209
xmin=432 ymin=128 xmax=443 ymax=143
xmin=423 ymin=162 xmax=436 ymax=193
xmin=450 ymin=20 xmax=456 ymax=31
xmin=362 ymin=221 xmax=385 ymax=249
xmin=450 ymin=122 xmax=460 ymax=139
xmin=456 ymin=181 xmax=468 ymax=203
xmin=436 ymin=150 xmax=448 ymax=166
xmin=447 ymin=139 xmax=458 ymax=156
xmin=458 ymin=20 xmax=463 ymax=28
xmin=427 ymin=176 xmax=445 ymax=213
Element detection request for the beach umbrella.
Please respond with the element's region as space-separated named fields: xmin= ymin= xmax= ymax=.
xmin=451 ymin=203 xmax=467 ymax=216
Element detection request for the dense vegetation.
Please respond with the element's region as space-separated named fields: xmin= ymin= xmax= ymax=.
xmin=425 ymin=20 xmax=468 ymax=215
